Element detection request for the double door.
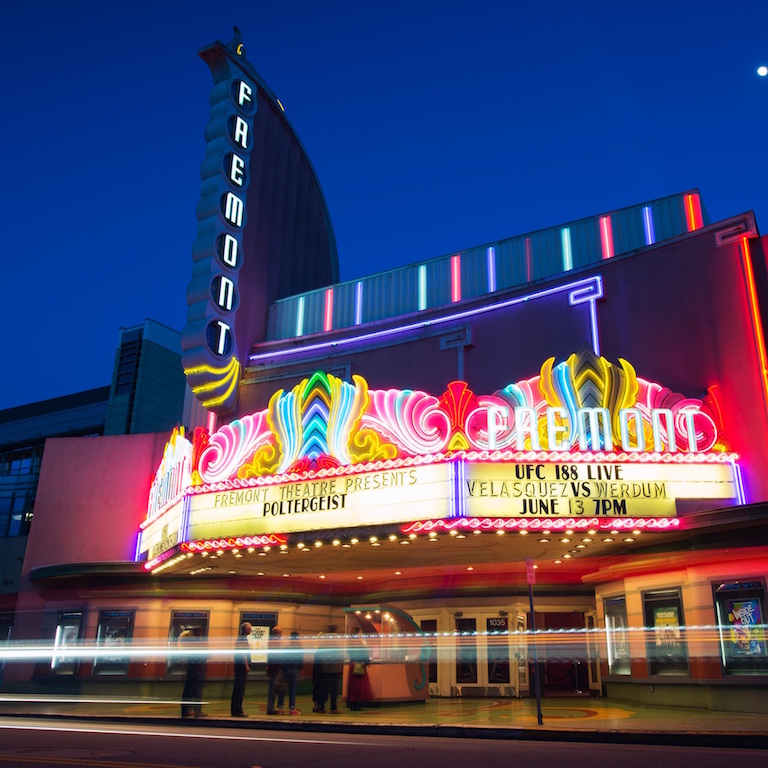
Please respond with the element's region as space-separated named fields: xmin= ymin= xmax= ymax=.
xmin=454 ymin=614 xmax=528 ymax=696
xmin=450 ymin=611 xmax=601 ymax=697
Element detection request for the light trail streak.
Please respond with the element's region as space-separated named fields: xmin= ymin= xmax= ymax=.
xmin=0 ymin=626 xmax=758 ymax=667
xmin=0 ymin=721 xmax=373 ymax=746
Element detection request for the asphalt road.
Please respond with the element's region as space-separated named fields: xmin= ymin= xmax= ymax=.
xmin=0 ymin=717 xmax=764 ymax=768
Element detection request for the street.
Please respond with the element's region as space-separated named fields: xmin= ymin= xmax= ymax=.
xmin=0 ymin=717 xmax=763 ymax=768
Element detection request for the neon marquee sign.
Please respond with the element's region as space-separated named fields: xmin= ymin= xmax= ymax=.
xmin=145 ymin=428 xmax=193 ymax=525
xmin=187 ymin=349 xmax=728 ymax=490
xmin=138 ymin=350 xmax=740 ymax=567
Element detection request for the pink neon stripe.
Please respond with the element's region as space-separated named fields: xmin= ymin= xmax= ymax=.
xmin=451 ymin=255 xmax=461 ymax=302
xmin=324 ymin=288 xmax=333 ymax=331
xmin=525 ymin=238 xmax=532 ymax=281
xmin=600 ymin=216 xmax=614 ymax=259
xmin=685 ymin=193 xmax=703 ymax=231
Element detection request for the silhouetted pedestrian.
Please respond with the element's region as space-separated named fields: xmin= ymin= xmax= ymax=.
xmin=266 ymin=627 xmax=284 ymax=714
xmin=283 ymin=630 xmax=304 ymax=714
xmin=230 ymin=621 xmax=252 ymax=717
xmin=180 ymin=627 xmax=207 ymax=718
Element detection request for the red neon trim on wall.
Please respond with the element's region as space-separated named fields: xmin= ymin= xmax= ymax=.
xmin=685 ymin=193 xmax=703 ymax=231
xmin=741 ymin=236 xmax=768 ymax=411
xmin=600 ymin=215 xmax=614 ymax=259
xmin=451 ymin=255 xmax=461 ymax=302
xmin=324 ymin=288 xmax=334 ymax=332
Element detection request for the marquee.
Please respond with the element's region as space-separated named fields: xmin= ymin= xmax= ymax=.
xmin=137 ymin=350 xmax=741 ymax=569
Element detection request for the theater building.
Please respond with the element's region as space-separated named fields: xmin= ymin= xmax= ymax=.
xmin=3 ymin=31 xmax=768 ymax=713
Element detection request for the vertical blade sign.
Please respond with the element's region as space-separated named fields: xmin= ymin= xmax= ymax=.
xmin=181 ymin=39 xmax=256 ymax=413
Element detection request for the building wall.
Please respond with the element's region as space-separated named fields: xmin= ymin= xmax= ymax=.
xmin=0 ymin=388 xmax=111 ymax=600
xmin=594 ymin=547 xmax=768 ymax=712
xmin=4 ymin=433 xmax=168 ymax=686
xmin=242 ymin=228 xmax=768 ymax=502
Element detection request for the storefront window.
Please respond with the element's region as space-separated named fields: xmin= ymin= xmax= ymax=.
xmin=167 ymin=612 xmax=208 ymax=674
xmin=713 ymin=580 xmax=768 ymax=676
xmin=51 ymin=611 xmax=83 ymax=675
xmin=643 ymin=589 xmax=689 ymax=676
xmin=93 ymin=610 xmax=135 ymax=675
xmin=604 ymin=596 xmax=631 ymax=675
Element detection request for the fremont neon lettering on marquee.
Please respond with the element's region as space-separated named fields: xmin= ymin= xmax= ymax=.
xmin=486 ymin=405 xmax=708 ymax=452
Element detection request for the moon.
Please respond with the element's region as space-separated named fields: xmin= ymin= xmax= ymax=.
xmin=758 ymin=65 xmax=768 ymax=77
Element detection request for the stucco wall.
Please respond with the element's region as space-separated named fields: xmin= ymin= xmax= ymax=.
xmin=22 ymin=433 xmax=170 ymax=571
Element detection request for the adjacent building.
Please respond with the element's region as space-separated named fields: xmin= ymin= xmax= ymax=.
xmin=0 ymin=320 xmax=184 ymax=665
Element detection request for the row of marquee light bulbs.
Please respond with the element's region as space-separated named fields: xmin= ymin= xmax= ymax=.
xmin=185 ymin=526 xmax=644 ymax=576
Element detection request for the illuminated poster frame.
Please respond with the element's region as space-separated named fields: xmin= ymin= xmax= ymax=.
xmin=713 ymin=580 xmax=768 ymax=675
xmin=93 ymin=610 xmax=135 ymax=676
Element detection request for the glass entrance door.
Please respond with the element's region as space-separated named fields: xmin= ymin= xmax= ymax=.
xmin=455 ymin=617 xmax=478 ymax=684
xmin=585 ymin=611 xmax=601 ymax=693
xmin=453 ymin=614 xmax=516 ymax=695
xmin=514 ymin=614 xmax=529 ymax=697
xmin=486 ymin=616 xmax=511 ymax=687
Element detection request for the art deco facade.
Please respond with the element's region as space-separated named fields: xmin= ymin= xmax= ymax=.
xmin=3 ymin=33 xmax=767 ymax=713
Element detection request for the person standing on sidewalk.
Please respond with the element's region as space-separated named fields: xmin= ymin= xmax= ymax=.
xmin=346 ymin=626 xmax=371 ymax=711
xmin=180 ymin=627 xmax=207 ymax=718
xmin=282 ymin=630 xmax=304 ymax=715
xmin=230 ymin=621 xmax=252 ymax=717
xmin=266 ymin=627 xmax=284 ymax=714
xmin=314 ymin=625 xmax=344 ymax=713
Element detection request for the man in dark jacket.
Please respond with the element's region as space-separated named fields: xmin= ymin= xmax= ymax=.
xmin=314 ymin=625 xmax=344 ymax=713
xmin=230 ymin=621 xmax=252 ymax=717
xmin=180 ymin=626 xmax=207 ymax=718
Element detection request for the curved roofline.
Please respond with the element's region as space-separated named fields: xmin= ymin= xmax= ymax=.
xmin=198 ymin=35 xmax=338 ymax=276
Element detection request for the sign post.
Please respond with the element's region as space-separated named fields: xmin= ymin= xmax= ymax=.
xmin=526 ymin=558 xmax=543 ymax=725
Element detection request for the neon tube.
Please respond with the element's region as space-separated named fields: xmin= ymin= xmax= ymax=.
xmin=600 ymin=215 xmax=614 ymax=259
xmin=402 ymin=517 xmax=682 ymax=535
xmin=355 ymin=281 xmax=363 ymax=325
xmin=741 ymin=235 xmax=768 ymax=429
xmin=418 ymin=265 xmax=427 ymax=311
xmin=685 ymin=193 xmax=703 ymax=231
xmin=296 ymin=296 xmax=305 ymax=337
xmin=451 ymin=255 xmax=461 ymax=302
xmin=487 ymin=247 xmax=496 ymax=293
xmin=324 ymin=288 xmax=334 ymax=332
xmin=642 ymin=205 xmax=655 ymax=245
xmin=561 ymin=227 xmax=573 ymax=271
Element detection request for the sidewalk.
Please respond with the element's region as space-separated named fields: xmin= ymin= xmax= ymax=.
xmin=1 ymin=692 xmax=767 ymax=748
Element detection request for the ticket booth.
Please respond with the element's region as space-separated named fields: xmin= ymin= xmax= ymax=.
xmin=343 ymin=605 xmax=429 ymax=704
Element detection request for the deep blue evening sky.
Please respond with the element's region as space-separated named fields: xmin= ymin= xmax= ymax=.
xmin=2 ymin=1 xmax=767 ymax=409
